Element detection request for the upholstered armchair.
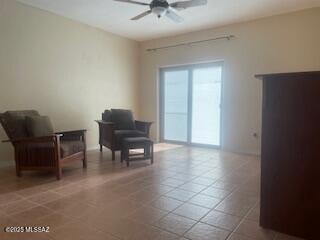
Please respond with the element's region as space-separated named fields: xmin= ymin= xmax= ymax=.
xmin=96 ymin=109 xmax=152 ymax=160
xmin=0 ymin=110 xmax=87 ymax=180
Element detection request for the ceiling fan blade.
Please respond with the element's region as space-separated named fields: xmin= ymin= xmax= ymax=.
xmin=131 ymin=10 xmax=152 ymax=20
xmin=170 ymin=0 xmax=207 ymax=10
xmin=166 ymin=8 xmax=184 ymax=23
xmin=114 ymin=0 xmax=149 ymax=6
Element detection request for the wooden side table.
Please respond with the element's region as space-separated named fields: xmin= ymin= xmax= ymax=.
xmin=121 ymin=137 xmax=154 ymax=167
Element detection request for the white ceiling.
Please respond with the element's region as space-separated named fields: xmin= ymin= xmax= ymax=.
xmin=17 ymin=0 xmax=320 ymax=41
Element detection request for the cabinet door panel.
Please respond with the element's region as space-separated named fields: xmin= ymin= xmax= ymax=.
xmin=260 ymin=72 xmax=320 ymax=240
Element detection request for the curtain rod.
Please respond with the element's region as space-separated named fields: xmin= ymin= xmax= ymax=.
xmin=146 ymin=35 xmax=235 ymax=52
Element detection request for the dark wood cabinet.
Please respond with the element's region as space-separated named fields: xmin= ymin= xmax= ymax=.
xmin=256 ymin=71 xmax=320 ymax=240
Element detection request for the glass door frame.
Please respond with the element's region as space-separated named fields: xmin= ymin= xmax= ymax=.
xmin=159 ymin=61 xmax=224 ymax=148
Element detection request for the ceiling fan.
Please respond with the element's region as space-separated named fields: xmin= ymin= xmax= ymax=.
xmin=114 ymin=0 xmax=208 ymax=23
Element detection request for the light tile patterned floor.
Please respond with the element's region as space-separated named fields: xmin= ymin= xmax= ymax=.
xmin=0 ymin=144 xmax=304 ymax=240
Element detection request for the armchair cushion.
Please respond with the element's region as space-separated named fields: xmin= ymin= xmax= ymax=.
xmin=111 ymin=109 xmax=135 ymax=130
xmin=0 ymin=110 xmax=40 ymax=139
xmin=114 ymin=130 xmax=146 ymax=147
xmin=26 ymin=116 xmax=54 ymax=137
xmin=60 ymin=140 xmax=85 ymax=158
xmin=102 ymin=110 xmax=112 ymax=122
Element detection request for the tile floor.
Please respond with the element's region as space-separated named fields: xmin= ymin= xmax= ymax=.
xmin=0 ymin=144 xmax=304 ymax=240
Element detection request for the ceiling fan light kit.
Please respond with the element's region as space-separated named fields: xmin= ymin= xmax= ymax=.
xmin=152 ymin=7 xmax=167 ymax=18
xmin=151 ymin=1 xmax=169 ymax=18
xmin=114 ymin=0 xmax=208 ymax=22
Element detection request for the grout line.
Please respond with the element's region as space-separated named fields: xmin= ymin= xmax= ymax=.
xmin=0 ymin=146 xmax=262 ymax=240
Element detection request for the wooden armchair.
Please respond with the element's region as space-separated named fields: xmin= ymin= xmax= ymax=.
xmin=96 ymin=109 xmax=152 ymax=160
xmin=0 ymin=110 xmax=87 ymax=180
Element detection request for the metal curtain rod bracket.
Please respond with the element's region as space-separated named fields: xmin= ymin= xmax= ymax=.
xmin=146 ymin=35 xmax=235 ymax=52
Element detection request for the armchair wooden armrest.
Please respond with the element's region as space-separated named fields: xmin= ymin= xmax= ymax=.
xmin=95 ymin=120 xmax=116 ymax=133
xmin=56 ymin=129 xmax=86 ymax=141
xmin=56 ymin=129 xmax=87 ymax=135
xmin=135 ymin=120 xmax=153 ymax=137
xmin=2 ymin=134 xmax=62 ymax=144
xmin=95 ymin=120 xmax=115 ymax=126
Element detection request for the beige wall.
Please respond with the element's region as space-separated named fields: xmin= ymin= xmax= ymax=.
xmin=139 ymin=8 xmax=320 ymax=155
xmin=0 ymin=0 xmax=140 ymax=160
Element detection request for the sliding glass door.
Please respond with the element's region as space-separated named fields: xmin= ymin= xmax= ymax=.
xmin=162 ymin=69 xmax=189 ymax=142
xmin=160 ymin=62 xmax=222 ymax=147
xmin=191 ymin=66 xmax=222 ymax=146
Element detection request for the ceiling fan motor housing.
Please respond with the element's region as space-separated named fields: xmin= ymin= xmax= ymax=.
xmin=150 ymin=0 xmax=169 ymax=18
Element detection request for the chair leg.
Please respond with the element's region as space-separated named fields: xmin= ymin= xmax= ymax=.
xmin=151 ymin=143 xmax=154 ymax=164
xmin=126 ymin=148 xmax=130 ymax=167
xmin=99 ymin=144 xmax=103 ymax=152
xmin=145 ymin=146 xmax=151 ymax=157
xmin=56 ymin=167 xmax=62 ymax=180
xmin=83 ymin=151 xmax=87 ymax=168
xmin=16 ymin=167 xmax=21 ymax=177
xmin=15 ymin=156 xmax=21 ymax=177
xmin=112 ymin=150 xmax=115 ymax=161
